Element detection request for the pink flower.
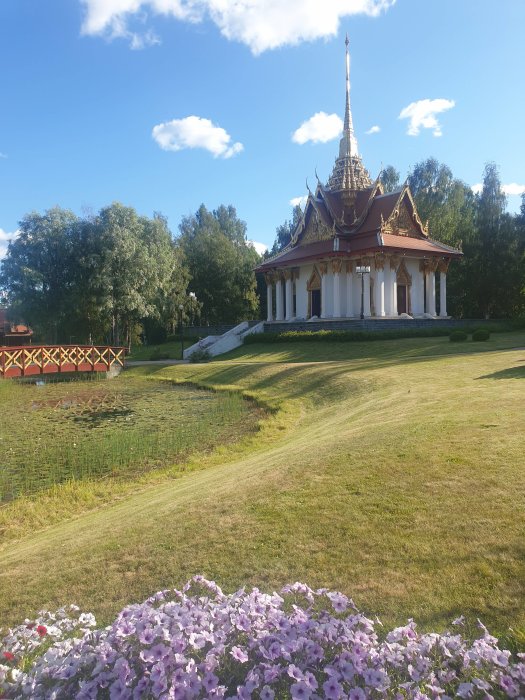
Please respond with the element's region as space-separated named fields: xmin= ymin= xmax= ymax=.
xmin=231 ymin=646 xmax=249 ymax=663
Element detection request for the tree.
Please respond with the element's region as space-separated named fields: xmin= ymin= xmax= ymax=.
xmin=178 ymin=205 xmax=259 ymax=324
xmin=469 ymin=163 xmax=522 ymax=318
xmin=90 ymin=203 xmax=186 ymax=347
xmin=270 ymin=205 xmax=303 ymax=255
xmin=408 ymin=158 xmax=476 ymax=317
xmin=0 ymin=207 xmax=79 ymax=342
xmin=0 ymin=203 xmax=186 ymax=346
xmin=518 ymin=194 xmax=525 ymax=309
xmin=380 ymin=165 xmax=400 ymax=193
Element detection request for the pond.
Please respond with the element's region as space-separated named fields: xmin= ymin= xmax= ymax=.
xmin=0 ymin=375 xmax=261 ymax=502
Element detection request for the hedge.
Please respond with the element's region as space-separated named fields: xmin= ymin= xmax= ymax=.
xmin=243 ymin=319 xmax=524 ymax=346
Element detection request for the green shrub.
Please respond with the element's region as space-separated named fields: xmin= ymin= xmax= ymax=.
xmin=149 ymin=350 xmax=171 ymax=361
xmin=245 ymin=327 xmax=453 ymax=345
xmin=188 ymin=348 xmax=211 ymax=363
xmin=472 ymin=328 xmax=490 ymax=342
xmin=449 ymin=330 xmax=468 ymax=342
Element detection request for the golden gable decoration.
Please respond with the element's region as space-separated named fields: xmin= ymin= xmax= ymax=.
xmin=385 ymin=203 xmax=419 ymax=237
xmin=299 ymin=216 xmax=334 ymax=246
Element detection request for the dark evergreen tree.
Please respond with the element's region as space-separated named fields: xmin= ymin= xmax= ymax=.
xmin=470 ymin=164 xmax=522 ymax=318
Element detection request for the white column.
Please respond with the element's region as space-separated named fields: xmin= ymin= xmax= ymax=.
xmin=275 ymin=277 xmax=284 ymax=321
xmin=266 ymin=281 xmax=273 ymax=322
xmin=320 ymin=263 xmax=328 ymax=318
xmin=333 ymin=273 xmax=341 ymax=317
xmin=285 ymin=273 xmax=293 ymax=321
xmin=439 ymin=272 xmax=447 ymax=317
xmin=375 ymin=268 xmax=385 ymax=317
xmin=388 ymin=258 xmax=399 ymax=316
xmin=332 ymin=261 xmax=342 ymax=318
xmin=296 ymin=269 xmax=307 ymax=319
xmin=384 ymin=265 xmax=392 ymax=316
xmin=392 ymin=273 xmax=398 ymax=315
xmin=363 ymin=273 xmax=371 ymax=318
xmin=346 ymin=262 xmax=353 ymax=317
xmin=412 ymin=263 xmax=424 ymax=316
xmin=426 ymin=272 xmax=436 ymax=316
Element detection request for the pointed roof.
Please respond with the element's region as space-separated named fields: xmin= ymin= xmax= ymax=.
xmin=256 ymin=182 xmax=462 ymax=272
xmin=326 ymin=36 xmax=372 ymax=193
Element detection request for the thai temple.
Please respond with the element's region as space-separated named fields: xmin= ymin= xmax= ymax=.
xmin=256 ymin=37 xmax=462 ymax=322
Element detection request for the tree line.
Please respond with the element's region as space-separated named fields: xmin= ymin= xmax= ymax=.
xmin=1 ymin=158 xmax=523 ymax=347
xmin=0 ymin=203 xmax=260 ymax=347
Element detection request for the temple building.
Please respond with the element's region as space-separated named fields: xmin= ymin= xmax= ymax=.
xmin=256 ymin=38 xmax=462 ymax=322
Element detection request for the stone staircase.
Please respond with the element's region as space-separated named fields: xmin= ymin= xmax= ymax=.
xmin=183 ymin=320 xmax=263 ymax=359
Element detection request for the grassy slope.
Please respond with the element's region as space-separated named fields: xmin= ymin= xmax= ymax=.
xmin=1 ymin=332 xmax=524 ymax=634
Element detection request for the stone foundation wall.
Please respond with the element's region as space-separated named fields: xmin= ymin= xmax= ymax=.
xmin=264 ymin=319 xmax=500 ymax=334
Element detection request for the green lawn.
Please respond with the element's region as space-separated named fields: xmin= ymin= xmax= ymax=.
xmin=1 ymin=332 xmax=524 ymax=637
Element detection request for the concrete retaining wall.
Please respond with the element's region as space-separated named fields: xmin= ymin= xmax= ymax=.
xmin=264 ymin=318 xmax=501 ymax=334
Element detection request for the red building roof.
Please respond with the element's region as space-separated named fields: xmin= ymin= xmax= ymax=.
xmin=257 ymin=183 xmax=462 ymax=273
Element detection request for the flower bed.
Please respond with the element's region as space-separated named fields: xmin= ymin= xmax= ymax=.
xmin=1 ymin=577 xmax=524 ymax=699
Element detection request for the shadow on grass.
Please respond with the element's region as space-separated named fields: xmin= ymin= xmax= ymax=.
xmin=141 ymin=359 xmax=366 ymax=406
xmin=224 ymin=332 xmax=525 ymax=369
xmin=476 ymin=363 xmax=525 ymax=380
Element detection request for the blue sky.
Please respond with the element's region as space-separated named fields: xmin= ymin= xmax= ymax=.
xmin=1 ymin=0 xmax=524 ymax=257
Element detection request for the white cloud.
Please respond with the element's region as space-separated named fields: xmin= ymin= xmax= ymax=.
xmin=502 ymin=183 xmax=525 ymax=196
xmin=472 ymin=182 xmax=525 ymax=196
xmin=365 ymin=125 xmax=380 ymax=134
xmin=80 ymin=0 xmax=395 ymax=53
xmin=0 ymin=152 xmax=7 ymax=159
xmin=152 ymin=116 xmax=243 ymax=158
xmin=248 ymin=240 xmax=267 ymax=256
xmin=292 ymin=112 xmax=343 ymax=145
xmin=399 ymin=98 xmax=455 ymax=137
xmin=0 ymin=229 xmax=19 ymax=259
xmin=290 ymin=195 xmax=308 ymax=208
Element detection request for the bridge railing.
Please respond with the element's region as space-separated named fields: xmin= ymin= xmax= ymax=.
xmin=0 ymin=345 xmax=126 ymax=378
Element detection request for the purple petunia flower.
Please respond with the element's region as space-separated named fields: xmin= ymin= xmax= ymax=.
xmin=1 ymin=575 xmax=524 ymax=700
xmin=291 ymin=680 xmax=312 ymax=699
xmin=230 ymin=645 xmax=249 ymax=663
xmin=322 ymin=677 xmax=343 ymax=699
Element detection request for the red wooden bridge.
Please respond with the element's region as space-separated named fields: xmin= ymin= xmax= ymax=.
xmin=0 ymin=345 xmax=125 ymax=379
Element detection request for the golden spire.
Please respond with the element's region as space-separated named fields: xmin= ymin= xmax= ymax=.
xmin=326 ymin=35 xmax=372 ymax=194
